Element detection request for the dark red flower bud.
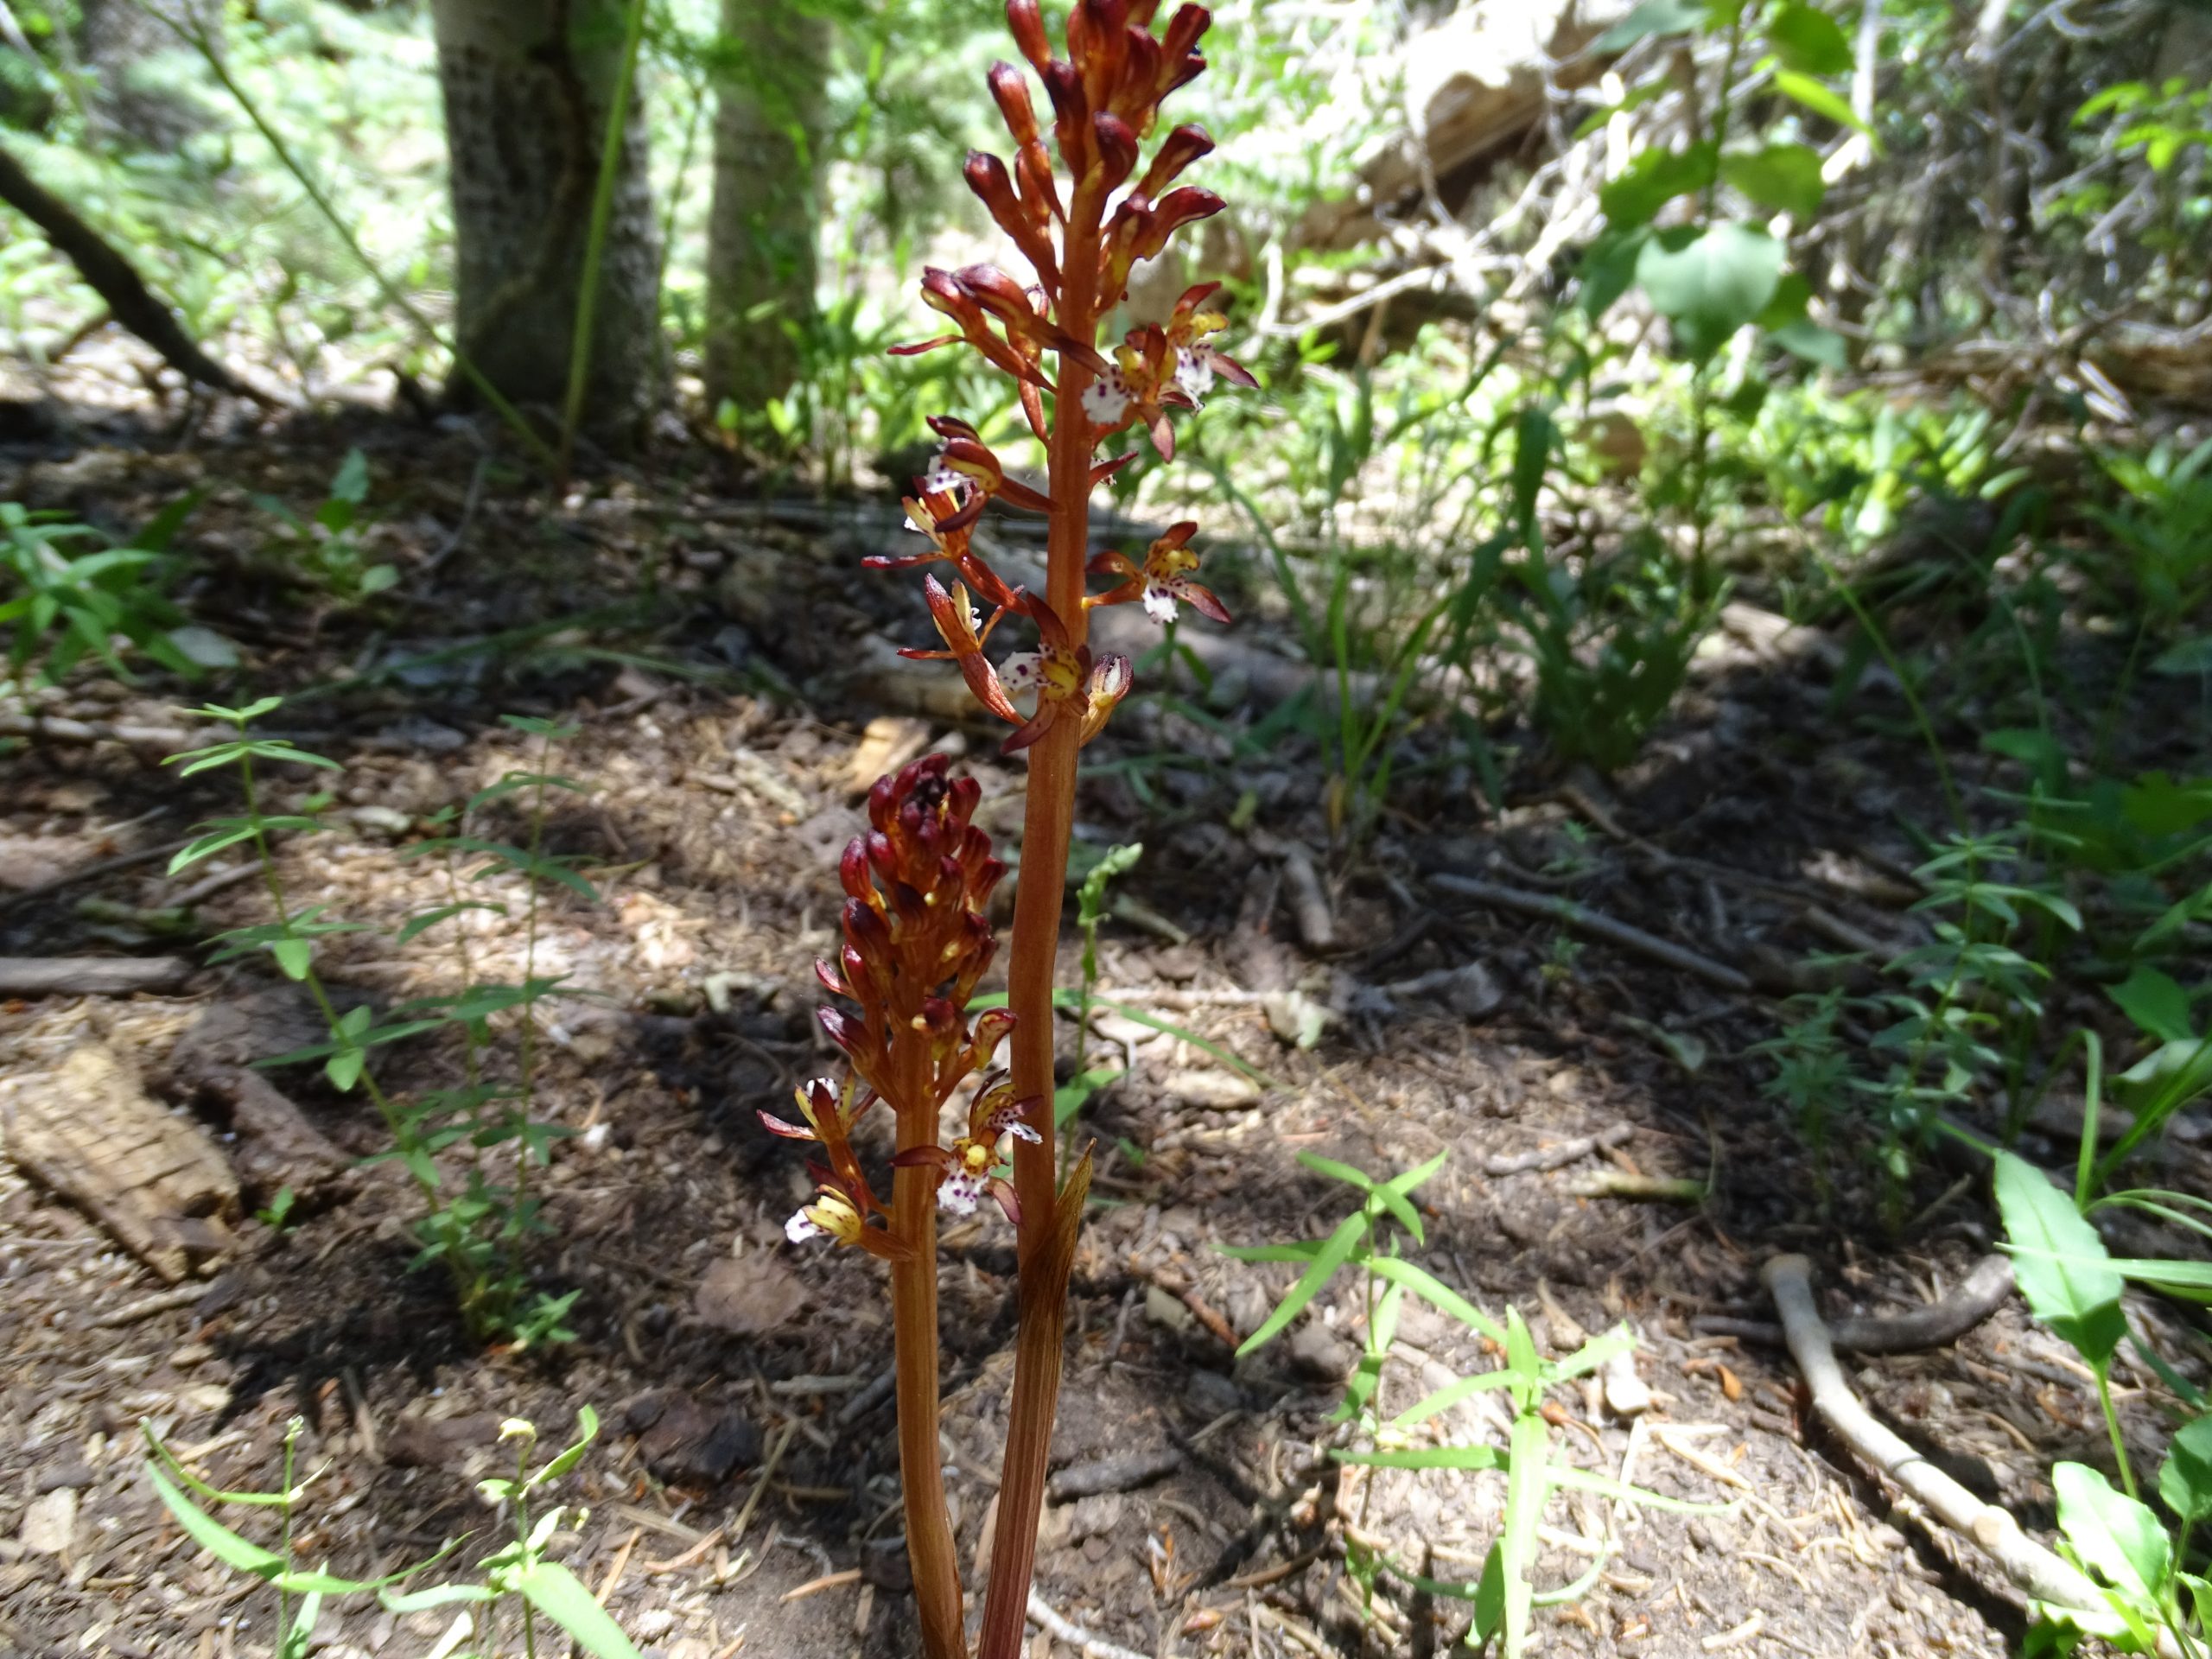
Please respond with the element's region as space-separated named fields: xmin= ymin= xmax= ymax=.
xmin=957 ymin=263 xmax=1038 ymax=321
xmin=1006 ymin=0 xmax=1051 ymax=70
xmin=840 ymin=837 xmax=873 ymax=902
xmin=817 ymin=1006 xmax=861 ymax=1055
xmin=1160 ymin=3 xmax=1209 ymax=67
xmin=1137 ymin=123 xmax=1213 ymax=198
xmin=988 ymin=60 xmax=1040 ymax=147
xmin=1092 ymin=112 xmax=1139 ymax=189
xmin=1135 ymin=185 xmax=1224 ymax=259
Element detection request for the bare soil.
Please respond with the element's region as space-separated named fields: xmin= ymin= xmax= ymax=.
xmin=1 ymin=409 xmax=2206 ymax=1659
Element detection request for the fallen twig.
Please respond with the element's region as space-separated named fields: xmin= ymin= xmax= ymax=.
xmin=94 ymin=1284 xmax=209 ymax=1327
xmin=1764 ymin=1253 xmax=2171 ymax=1652
xmin=0 ymin=957 xmax=192 ymax=996
xmin=1697 ymin=1254 xmax=2013 ymax=1354
xmin=1427 ymin=873 xmax=1752 ymax=993
xmin=1568 ymin=1171 xmax=1705 ymax=1203
xmin=779 ymin=1567 xmax=861 ymax=1603
xmin=1026 ymin=1589 xmax=1153 ymax=1659
xmin=1484 ymin=1122 xmax=1635 ymax=1175
xmin=0 ymin=837 xmax=192 ymax=917
xmin=1047 ymin=1447 xmax=1185 ymax=1503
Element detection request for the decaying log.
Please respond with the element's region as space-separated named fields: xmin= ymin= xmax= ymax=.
xmin=0 ymin=956 xmax=192 ymax=995
xmin=1 ymin=1043 xmax=238 ymax=1281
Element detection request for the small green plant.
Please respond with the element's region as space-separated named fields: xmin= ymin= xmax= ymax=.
xmin=1 ymin=496 xmax=203 ymax=687
xmin=255 ymin=449 xmax=399 ymax=600
xmin=167 ymin=698 xmax=591 ymax=1344
xmin=382 ymin=1411 xmax=640 ymax=1658
xmin=1992 ymin=1142 xmax=2212 ymax=1656
xmin=1226 ymin=1152 xmax=1713 ymax=1655
xmin=1511 ymin=526 xmax=1717 ymax=775
xmin=1059 ymin=839 xmax=1141 ymax=1144
xmin=143 ymin=1410 xmax=639 ymax=1659
xmin=1752 ymin=988 xmax=1854 ymax=1205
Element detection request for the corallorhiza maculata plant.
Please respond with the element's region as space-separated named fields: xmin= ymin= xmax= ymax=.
xmin=758 ymin=4 xmax=1250 ymax=1656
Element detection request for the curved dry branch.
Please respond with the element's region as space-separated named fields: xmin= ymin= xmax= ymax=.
xmin=1764 ymin=1254 xmax=2176 ymax=1656
xmin=0 ymin=137 xmax=258 ymax=399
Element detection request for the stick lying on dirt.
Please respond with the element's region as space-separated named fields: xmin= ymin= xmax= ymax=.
xmin=1427 ymin=873 xmax=1752 ymax=993
xmin=0 ymin=957 xmax=192 ymax=995
xmin=1700 ymin=1254 xmax=2015 ymax=1353
xmin=1027 ymin=1589 xmax=1151 ymax=1659
xmin=0 ymin=138 xmax=259 ymax=400
xmin=1764 ymin=1254 xmax=2170 ymax=1653
xmin=1484 ymin=1121 xmax=1636 ymax=1175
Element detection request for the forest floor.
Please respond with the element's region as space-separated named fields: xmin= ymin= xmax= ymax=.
xmin=0 ymin=401 xmax=2207 ymax=1659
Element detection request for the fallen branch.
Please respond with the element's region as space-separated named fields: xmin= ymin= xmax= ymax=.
xmin=1698 ymin=1254 xmax=2014 ymax=1354
xmin=0 ymin=957 xmax=192 ymax=995
xmin=1484 ymin=1121 xmax=1635 ymax=1175
xmin=1764 ymin=1253 xmax=2170 ymax=1653
xmin=0 ymin=137 xmax=257 ymax=399
xmin=1427 ymin=873 xmax=1752 ymax=993
xmin=0 ymin=836 xmax=193 ymax=918
xmin=1026 ymin=1589 xmax=1152 ymax=1659
xmin=1047 ymin=1447 xmax=1185 ymax=1503
xmin=1569 ymin=1170 xmax=1705 ymax=1203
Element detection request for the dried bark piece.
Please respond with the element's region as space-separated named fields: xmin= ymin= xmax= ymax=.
xmin=0 ymin=957 xmax=191 ymax=995
xmin=168 ymin=1001 xmax=348 ymax=1196
xmin=2 ymin=1042 xmax=238 ymax=1281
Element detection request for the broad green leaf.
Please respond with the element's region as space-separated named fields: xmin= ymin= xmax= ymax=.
xmin=1775 ymin=69 xmax=1873 ymax=137
xmin=1770 ymin=319 xmax=1847 ymax=367
xmin=1599 ymin=142 xmax=1719 ymax=230
xmin=1636 ymin=223 xmax=1786 ymax=361
xmin=1994 ymin=1150 xmax=2126 ymax=1365
xmin=515 ymin=1560 xmax=643 ymax=1659
xmin=2109 ymin=965 xmax=2195 ymax=1045
xmin=326 ymin=1047 xmax=365 ymax=1093
xmin=534 ymin=1405 xmax=600 ymax=1485
xmin=1722 ymin=143 xmax=1825 ymax=218
xmin=1578 ymin=227 xmax=1649 ymax=319
xmin=395 ymin=902 xmax=506 ymax=945
xmin=1053 ymin=1067 xmax=1123 ymax=1129
xmin=1389 ymin=1370 xmax=1518 ymax=1431
xmin=2151 ymin=634 xmax=2212 ymax=676
xmin=1594 ymin=0 xmax=1709 ymax=51
xmin=1767 ymin=2 xmax=1852 ymax=74
xmin=1365 ymin=1256 xmax=1506 ymax=1344
xmin=145 ymin=1463 xmax=286 ymax=1574
xmin=2159 ymin=1414 xmax=2212 ymax=1523
xmin=330 ymin=448 xmax=371 ymax=505
xmin=378 ymin=1582 xmax=498 ymax=1613
xmin=2101 ymin=1257 xmax=2212 ymax=1300
xmin=2054 ymin=1462 xmax=2168 ymax=1601
xmin=1235 ymin=1207 xmax=1370 ymax=1357
xmin=270 ymin=938 xmax=313 ymax=982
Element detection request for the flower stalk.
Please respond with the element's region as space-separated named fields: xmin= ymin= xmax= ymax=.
xmin=768 ymin=4 xmax=1248 ymax=1652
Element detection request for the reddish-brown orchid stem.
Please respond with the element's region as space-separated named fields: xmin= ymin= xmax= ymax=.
xmin=978 ymin=169 xmax=1106 ymax=1659
xmin=891 ymin=1043 xmax=963 ymax=1659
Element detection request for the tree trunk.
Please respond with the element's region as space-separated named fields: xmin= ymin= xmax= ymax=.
xmin=704 ymin=0 xmax=829 ymax=415
xmin=431 ymin=0 xmax=662 ymax=432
